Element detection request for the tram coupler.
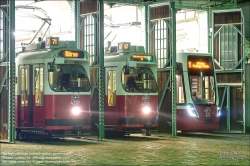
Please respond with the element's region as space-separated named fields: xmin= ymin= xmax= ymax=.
xmin=77 ymin=130 xmax=82 ymax=136
xmin=145 ymin=129 xmax=151 ymax=136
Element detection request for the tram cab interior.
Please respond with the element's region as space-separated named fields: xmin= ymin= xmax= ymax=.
xmin=122 ymin=66 xmax=157 ymax=93
xmin=48 ymin=64 xmax=90 ymax=92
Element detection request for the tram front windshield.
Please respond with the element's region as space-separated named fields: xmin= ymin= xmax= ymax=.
xmin=48 ymin=64 xmax=90 ymax=92
xmin=188 ymin=68 xmax=215 ymax=105
xmin=122 ymin=66 xmax=157 ymax=93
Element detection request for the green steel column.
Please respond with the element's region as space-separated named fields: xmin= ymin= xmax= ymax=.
xmin=145 ymin=5 xmax=149 ymax=53
xmin=75 ymin=0 xmax=80 ymax=48
xmin=227 ymin=86 xmax=230 ymax=131
xmin=9 ymin=0 xmax=15 ymax=143
xmin=245 ymin=63 xmax=250 ymax=133
xmin=208 ymin=8 xmax=212 ymax=54
xmin=242 ymin=10 xmax=246 ymax=133
xmin=170 ymin=2 xmax=177 ymax=137
xmin=98 ymin=0 xmax=105 ymax=140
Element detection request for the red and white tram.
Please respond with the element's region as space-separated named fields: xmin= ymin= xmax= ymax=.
xmin=15 ymin=37 xmax=91 ymax=139
xmin=102 ymin=42 xmax=158 ymax=135
xmin=175 ymin=52 xmax=220 ymax=131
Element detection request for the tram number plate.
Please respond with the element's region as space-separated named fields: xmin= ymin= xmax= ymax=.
xmin=204 ymin=119 xmax=213 ymax=124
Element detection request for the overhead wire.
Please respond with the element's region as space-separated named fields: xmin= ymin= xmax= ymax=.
xmin=197 ymin=0 xmax=212 ymax=9
xmin=16 ymin=9 xmax=44 ymax=20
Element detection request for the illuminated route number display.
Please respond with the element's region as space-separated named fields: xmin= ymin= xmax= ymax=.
xmin=132 ymin=54 xmax=153 ymax=62
xmin=46 ymin=37 xmax=59 ymax=46
xmin=118 ymin=42 xmax=130 ymax=51
xmin=59 ymin=50 xmax=84 ymax=58
xmin=188 ymin=56 xmax=211 ymax=69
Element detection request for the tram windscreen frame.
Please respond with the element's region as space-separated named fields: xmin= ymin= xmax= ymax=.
xmin=121 ymin=66 xmax=158 ymax=93
xmin=48 ymin=64 xmax=90 ymax=92
xmin=187 ymin=56 xmax=216 ymax=105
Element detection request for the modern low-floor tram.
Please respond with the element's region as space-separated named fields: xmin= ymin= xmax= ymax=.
xmin=175 ymin=52 xmax=220 ymax=131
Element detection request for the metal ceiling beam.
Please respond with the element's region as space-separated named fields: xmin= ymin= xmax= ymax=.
xmin=103 ymin=0 xmax=238 ymax=9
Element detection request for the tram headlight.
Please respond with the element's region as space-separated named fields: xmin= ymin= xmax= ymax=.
xmin=142 ymin=106 xmax=150 ymax=114
xmin=216 ymin=106 xmax=221 ymax=117
xmin=72 ymin=107 xmax=81 ymax=115
xmin=187 ymin=104 xmax=199 ymax=117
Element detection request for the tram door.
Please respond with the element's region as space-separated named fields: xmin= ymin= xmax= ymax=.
xmin=19 ymin=65 xmax=32 ymax=127
xmin=105 ymin=68 xmax=118 ymax=126
xmin=33 ymin=64 xmax=44 ymax=127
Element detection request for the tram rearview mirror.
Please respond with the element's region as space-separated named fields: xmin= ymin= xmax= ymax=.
xmin=47 ymin=62 xmax=54 ymax=72
xmin=124 ymin=66 xmax=130 ymax=74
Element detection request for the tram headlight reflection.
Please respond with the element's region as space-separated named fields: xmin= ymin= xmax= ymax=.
xmin=143 ymin=106 xmax=150 ymax=114
xmin=216 ymin=106 xmax=221 ymax=117
xmin=72 ymin=107 xmax=81 ymax=115
xmin=187 ymin=104 xmax=199 ymax=117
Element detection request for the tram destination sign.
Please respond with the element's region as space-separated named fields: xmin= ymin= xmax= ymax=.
xmin=59 ymin=50 xmax=84 ymax=58
xmin=132 ymin=54 xmax=153 ymax=62
xmin=188 ymin=56 xmax=213 ymax=70
xmin=188 ymin=61 xmax=210 ymax=69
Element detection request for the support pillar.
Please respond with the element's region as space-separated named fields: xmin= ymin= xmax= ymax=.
xmin=8 ymin=0 xmax=15 ymax=143
xmin=170 ymin=2 xmax=177 ymax=137
xmin=75 ymin=0 xmax=80 ymax=48
xmin=98 ymin=0 xmax=105 ymax=140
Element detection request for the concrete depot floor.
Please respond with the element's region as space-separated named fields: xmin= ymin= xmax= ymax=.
xmin=0 ymin=132 xmax=249 ymax=166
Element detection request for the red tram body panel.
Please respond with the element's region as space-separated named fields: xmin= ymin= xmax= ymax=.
xmin=105 ymin=95 xmax=158 ymax=131
xmin=15 ymin=37 xmax=91 ymax=139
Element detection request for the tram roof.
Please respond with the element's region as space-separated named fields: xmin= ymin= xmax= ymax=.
xmin=16 ymin=40 xmax=86 ymax=60
xmin=104 ymin=53 xmax=134 ymax=62
xmin=176 ymin=52 xmax=212 ymax=63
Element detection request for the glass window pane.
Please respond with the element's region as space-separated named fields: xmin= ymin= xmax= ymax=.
xmin=176 ymin=74 xmax=185 ymax=103
xmin=21 ymin=68 xmax=28 ymax=106
xmin=49 ymin=64 xmax=90 ymax=92
xmin=108 ymin=70 xmax=116 ymax=106
xmin=35 ymin=67 xmax=44 ymax=106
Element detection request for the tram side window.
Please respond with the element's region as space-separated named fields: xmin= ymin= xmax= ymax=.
xmin=35 ymin=67 xmax=44 ymax=106
xmin=190 ymin=76 xmax=201 ymax=98
xmin=21 ymin=68 xmax=28 ymax=106
xmin=107 ymin=70 xmax=116 ymax=106
xmin=176 ymin=74 xmax=185 ymax=104
xmin=205 ymin=76 xmax=215 ymax=103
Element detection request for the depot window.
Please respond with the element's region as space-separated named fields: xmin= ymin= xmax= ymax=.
xmin=154 ymin=19 xmax=168 ymax=68
xmin=81 ymin=14 xmax=96 ymax=66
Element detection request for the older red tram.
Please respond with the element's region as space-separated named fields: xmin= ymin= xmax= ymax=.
xmin=93 ymin=42 xmax=158 ymax=135
xmin=15 ymin=37 xmax=91 ymax=139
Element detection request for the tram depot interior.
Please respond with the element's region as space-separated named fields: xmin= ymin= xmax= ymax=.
xmin=0 ymin=0 xmax=250 ymax=140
